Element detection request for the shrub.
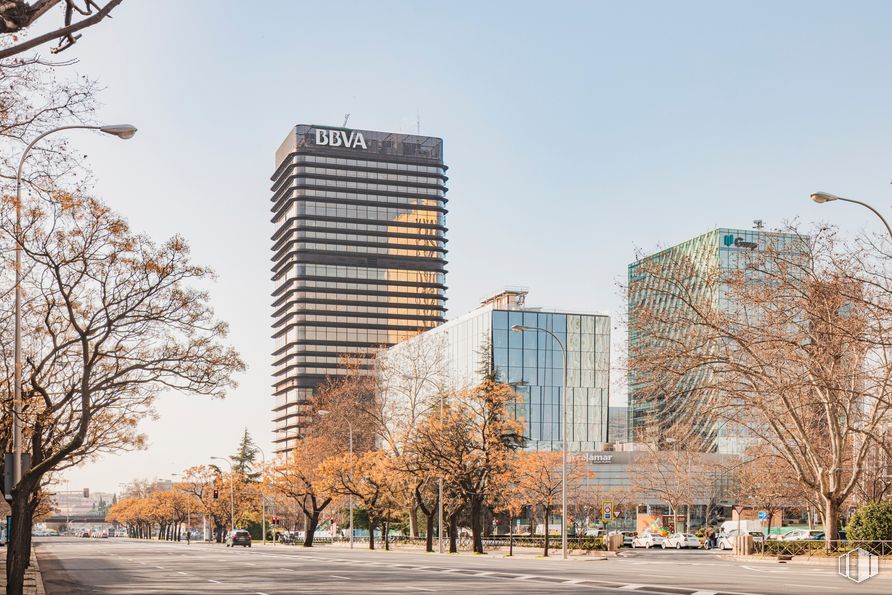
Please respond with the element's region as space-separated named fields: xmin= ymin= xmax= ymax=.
xmin=847 ymin=501 xmax=892 ymax=541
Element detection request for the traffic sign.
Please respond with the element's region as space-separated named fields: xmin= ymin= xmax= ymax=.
xmin=758 ymin=511 xmax=768 ymax=520
xmin=601 ymin=501 xmax=614 ymax=523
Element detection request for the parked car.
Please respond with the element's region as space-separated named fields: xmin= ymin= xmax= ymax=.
xmin=226 ymin=529 xmax=252 ymax=548
xmin=80 ymin=531 xmax=90 ymax=538
xmin=664 ymin=533 xmax=702 ymax=549
xmin=631 ymin=532 xmax=666 ymax=549
xmin=782 ymin=529 xmax=824 ymax=541
xmin=811 ymin=530 xmax=846 ymax=541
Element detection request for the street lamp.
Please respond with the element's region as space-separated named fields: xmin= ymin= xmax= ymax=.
xmin=317 ymin=409 xmax=354 ymax=549
xmin=210 ymin=457 xmax=235 ymax=532
xmin=11 ymin=123 xmax=138 ymax=495
xmin=810 ymin=191 xmax=892 ymax=241
xmin=256 ymin=445 xmax=267 ymax=546
xmin=511 ymin=323 xmax=569 ymax=560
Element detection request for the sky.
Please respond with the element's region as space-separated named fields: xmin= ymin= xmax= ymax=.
xmin=24 ymin=0 xmax=892 ymax=493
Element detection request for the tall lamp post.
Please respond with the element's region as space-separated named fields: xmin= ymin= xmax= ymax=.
xmin=256 ymin=445 xmax=267 ymax=545
xmin=317 ymin=410 xmax=354 ymax=549
xmin=210 ymin=456 xmax=235 ymax=532
xmin=810 ymin=192 xmax=892 ymax=241
xmin=512 ymin=323 xmax=569 ymax=560
xmin=11 ymin=124 xmax=137 ymax=497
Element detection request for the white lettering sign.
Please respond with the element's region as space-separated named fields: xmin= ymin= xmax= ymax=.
xmin=315 ymin=128 xmax=368 ymax=150
xmin=577 ymin=453 xmax=614 ymax=463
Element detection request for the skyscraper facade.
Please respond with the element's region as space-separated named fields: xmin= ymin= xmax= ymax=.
xmin=628 ymin=227 xmax=808 ymax=454
xmin=270 ymin=125 xmax=448 ymax=453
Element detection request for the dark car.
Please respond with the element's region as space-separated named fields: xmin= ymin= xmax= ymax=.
xmin=226 ymin=529 xmax=252 ymax=548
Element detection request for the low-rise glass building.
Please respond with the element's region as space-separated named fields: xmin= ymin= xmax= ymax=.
xmin=384 ymin=289 xmax=610 ymax=451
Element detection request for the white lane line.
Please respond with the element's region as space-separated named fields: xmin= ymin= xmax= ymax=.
xmin=330 ymin=575 xmax=351 ymax=580
xmin=407 ymin=588 xmax=434 ymax=592
xmin=279 ymin=568 xmax=295 ymax=572
xmin=565 ymin=579 xmax=588 ymax=584
xmin=620 ymin=586 xmax=645 ymax=591
xmin=207 ymin=579 xmax=221 ymax=583
xmin=155 ymin=566 xmax=164 ymax=570
xmin=177 ymin=571 xmax=188 ymax=575
xmin=692 ymin=591 xmax=718 ymax=595
xmin=256 ymin=592 xmax=270 ymax=595
xmin=513 ymin=575 xmax=536 ymax=580
xmin=244 ymin=562 xmax=257 ymax=566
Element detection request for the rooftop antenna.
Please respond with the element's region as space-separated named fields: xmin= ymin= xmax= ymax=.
xmin=753 ymin=219 xmax=765 ymax=230
xmin=342 ymin=113 xmax=350 ymax=127
xmin=416 ymin=109 xmax=421 ymax=135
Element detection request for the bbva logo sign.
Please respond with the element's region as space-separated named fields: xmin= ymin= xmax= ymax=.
xmin=315 ymin=128 xmax=367 ymax=149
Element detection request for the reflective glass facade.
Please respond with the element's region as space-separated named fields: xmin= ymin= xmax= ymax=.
xmin=628 ymin=228 xmax=807 ymax=454
xmin=271 ymin=125 xmax=448 ymax=453
xmin=385 ymin=300 xmax=610 ymax=451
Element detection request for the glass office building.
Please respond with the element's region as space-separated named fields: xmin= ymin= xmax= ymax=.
xmin=628 ymin=228 xmax=808 ymax=454
xmin=384 ymin=290 xmax=610 ymax=451
xmin=270 ymin=125 xmax=448 ymax=454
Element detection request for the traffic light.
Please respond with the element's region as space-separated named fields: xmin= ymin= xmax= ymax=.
xmin=213 ymin=489 xmax=219 ymax=500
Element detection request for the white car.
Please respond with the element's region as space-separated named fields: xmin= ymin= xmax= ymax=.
xmin=663 ymin=533 xmax=702 ymax=549
xmin=782 ymin=529 xmax=823 ymax=541
xmin=631 ymin=532 xmax=667 ymax=549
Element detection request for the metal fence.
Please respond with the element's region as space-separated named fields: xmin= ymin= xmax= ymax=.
xmin=291 ymin=534 xmax=607 ymax=551
xmin=754 ymin=540 xmax=892 ymax=558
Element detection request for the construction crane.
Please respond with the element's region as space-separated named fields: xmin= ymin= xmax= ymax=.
xmin=342 ymin=113 xmax=350 ymax=127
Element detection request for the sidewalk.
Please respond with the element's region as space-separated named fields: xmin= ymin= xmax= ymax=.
xmin=0 ymin=548 xmax=46 ymax=595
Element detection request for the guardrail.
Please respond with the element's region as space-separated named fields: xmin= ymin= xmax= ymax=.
xmin=318 ymin=534 xmax=607 ymax=551
xmin=754 ymin=539 xmax=892 ymax=558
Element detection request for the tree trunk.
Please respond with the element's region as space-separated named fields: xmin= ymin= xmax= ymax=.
xmin=303 ymin=510 xmax=320 ymax=547
xmin=7 ymin=483 xmax=36 ymax=595
xmin=425 ymin=509 xmax=435 ymax=552
xmin=448 ymin=512 xmax=458 ymax=553
xmin=544 ymin=504 xmax=550 ymax=557
xmin=509 ymin=512 xmax=514 ymax=557
xmin=408 ymin=503 xmax=418 ymax=539
xmin=385 ymin=519 xmax=391 ymax=551
xmin=369 ymin=519 xmax=376 ymax=550
xmin=469 ymin=496 xmax=484 ymax=554
xmin=822 ymin=497 xmax=840 ymax=551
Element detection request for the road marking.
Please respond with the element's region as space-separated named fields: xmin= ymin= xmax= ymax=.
xmin=513 ymin=575 xmax=536 ymax=580
xmin=330 ymin=575 xmax=350 ymax=580
xmin=692 ymin=592 xmax=718 ymax=595
xmin=279 ymin=568 xmax=295 ymax=572
xmin=783 ymin=585 xmax=842 ymax=591
xmin=177 ymin=571 xmax=188 ymax=575
xmin=256 ymin=592 xmax=270 ymax=595
xmin=565 ymin=579 xmax=588 ymax=584
xmin=155 ymin=566 xmax=164 ymax=569
xmin=244 ymin=562 xmax=256 ymax=566
xmin=407 ymin=588 xmax=434 ymax=592
xmin=620 ymin=586 xmax=645 ymax=590
xmin=207 ymin=579 xmax=221 ymax=583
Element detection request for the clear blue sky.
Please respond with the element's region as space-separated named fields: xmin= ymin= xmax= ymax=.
xmin=47 ymin=0 xmax=892 ymax=492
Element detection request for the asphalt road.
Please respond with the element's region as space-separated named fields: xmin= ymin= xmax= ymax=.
xmin=33 ymin=537 xmax=892 ymax=595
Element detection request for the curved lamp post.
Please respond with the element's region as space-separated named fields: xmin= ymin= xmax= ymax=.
xmin=511 ymin=324 xmax=569 ymax=560
xmin=810 ymin=191 xmax=892 ymax=241
xmin=11 ymin=124 xmax=137 ymax=499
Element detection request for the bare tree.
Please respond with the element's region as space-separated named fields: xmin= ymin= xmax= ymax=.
xmin=2 ymin=191 xmax=243 ymax=591
xmin=629 ymin=225 xmax=892 ymax=546
xmin=0 ymin=1 xmax=124 ymax=60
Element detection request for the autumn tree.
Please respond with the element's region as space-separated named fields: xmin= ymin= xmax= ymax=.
xmin=513 ymin=451 xmax=591 ymax=556
xmin=267 ymin=435 xmax=337 ymax=547
xmin=318 ymin=449 xmax=402 ymax=550
xmin=405 ymin=375 xmax=523 ymax=554
xmin=629 ymin=225 xmax=892 ymax=545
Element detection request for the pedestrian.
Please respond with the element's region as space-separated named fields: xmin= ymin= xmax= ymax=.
xmin=186 ymin=529 xmax=191 ymax=545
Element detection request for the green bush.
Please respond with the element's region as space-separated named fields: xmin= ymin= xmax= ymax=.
xmin=847 ymin=501 xmax=892 ymax=541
